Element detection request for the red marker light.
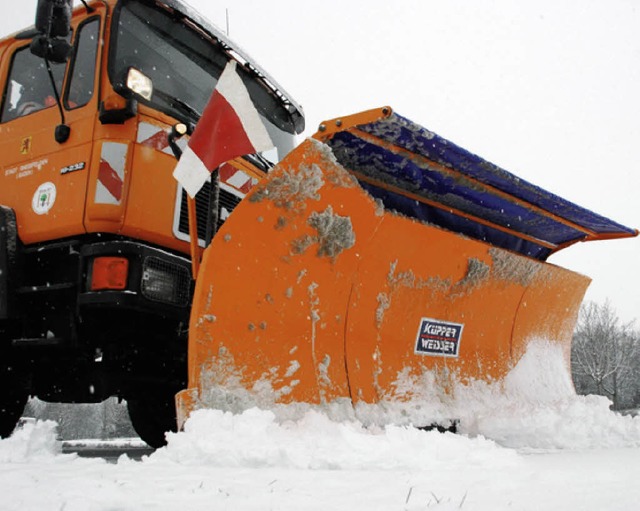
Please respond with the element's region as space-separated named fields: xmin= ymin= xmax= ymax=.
xmin=91 ymin=257 xmax=129 ymax=290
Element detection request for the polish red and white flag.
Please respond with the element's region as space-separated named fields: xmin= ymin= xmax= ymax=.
xmin=173 ymin=60 xmax=273 ymax=198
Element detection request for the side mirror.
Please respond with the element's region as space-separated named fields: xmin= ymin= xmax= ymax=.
xmin=30 ymin=0 xmax=73 ymax=63
xmin=35 ymin=0 xmax=72 ymax=38
xmin=30 ymin=35 xmax=71 ymax=64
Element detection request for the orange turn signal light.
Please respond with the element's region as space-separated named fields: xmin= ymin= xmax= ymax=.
xmin=91 ymin=257 xmax=129 ymax=291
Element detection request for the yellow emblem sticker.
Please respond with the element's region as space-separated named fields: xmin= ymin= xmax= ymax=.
xmin=20 ymin=136 xmax=32 ymax=155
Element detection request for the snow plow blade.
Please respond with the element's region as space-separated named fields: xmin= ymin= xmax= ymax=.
xmin=176 ymin=107 xmax=637 ymax=426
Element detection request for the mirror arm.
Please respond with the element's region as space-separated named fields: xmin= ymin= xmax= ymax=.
xmin=79 ymin=1 xmax=95 ymax=13
xmin=44 ymin=56 xmax=70 ymax=143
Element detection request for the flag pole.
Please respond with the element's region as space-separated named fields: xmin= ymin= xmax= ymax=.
xmin=171 ymin=59 xmax=276 ymax=280
xmin=168 ymin=123 xmax=202 ymax=279
xmin=187 ymin=196 xmax=202 ymax=279
xmin=205 ymin=169 xmax=219 ymax=246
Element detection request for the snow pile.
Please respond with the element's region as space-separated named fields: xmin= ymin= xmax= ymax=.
xmin=0 ymin=340 xmax=639 ymax=511
xmin=358 ymin=339 xmax=640 ymax=450
xmin=155 ymin=407 xmax=517 ymax=470
xmin=0 ymin=420 xmax=61 ymax=463
xmin=4 ymin=339 xmax=640 ymax=477
xmin=460 ymin=341 xmax=640 ymax=450
xmin=167 ymin=339 xmax=640 ymax=461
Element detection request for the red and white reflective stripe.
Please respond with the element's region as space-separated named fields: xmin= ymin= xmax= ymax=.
xmin=95 ymin=142 xmax=127 ymax=205
xmin=137 ymin=121 xmax=188 ymax=155
xmin=219 ymin=163 xmax=255 ymax=194
xmin=137 ymin=122 xmax=172 ymax=155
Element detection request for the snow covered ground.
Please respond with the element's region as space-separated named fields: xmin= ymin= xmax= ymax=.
xmin=2 ymin=341 xmax=640 ymax=511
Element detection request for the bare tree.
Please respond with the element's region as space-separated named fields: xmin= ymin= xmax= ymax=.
xmin=571 ymin=301 xmax=638 ymax=409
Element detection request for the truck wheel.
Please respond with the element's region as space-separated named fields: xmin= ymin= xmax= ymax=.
xmin=0 ymin=366 xmax=28 ymax=438
xmin=127 ymin=391 xmax=178 ymax=449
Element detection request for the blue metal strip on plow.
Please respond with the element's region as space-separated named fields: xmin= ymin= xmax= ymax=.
xmin=326 ymin=112 xmax=637 ymax=260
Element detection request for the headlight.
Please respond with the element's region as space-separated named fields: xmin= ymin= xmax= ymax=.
xmin=126 ymin=67 xmax=153 ymax=101
xmin=141 ymin=257 xmax=190 ymax=306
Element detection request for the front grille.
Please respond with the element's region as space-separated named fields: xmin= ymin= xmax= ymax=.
xmin=219 ymin=188 xmax=243 ymax=223
xmin=177 ymin=185 xmax=243 ymax=242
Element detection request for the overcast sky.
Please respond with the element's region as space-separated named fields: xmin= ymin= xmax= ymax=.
xmin=3 ymin=0 xmax=639 ymax=322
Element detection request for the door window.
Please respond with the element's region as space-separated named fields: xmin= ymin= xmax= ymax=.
xmin=1 ymin=46 xmax=66 ymax=122
xmin=66 ymin=17 xmax=100 ymax=109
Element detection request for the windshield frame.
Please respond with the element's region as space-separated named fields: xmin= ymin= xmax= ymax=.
xmin=108 ymin=0 xmax=304 ymax=135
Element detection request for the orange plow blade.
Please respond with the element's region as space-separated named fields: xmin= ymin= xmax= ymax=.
xmin=176 ymin=107 xmax=636 ymax=427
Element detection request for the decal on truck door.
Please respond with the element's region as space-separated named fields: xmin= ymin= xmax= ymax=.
xmin=32 ymin=182 xmax=57 ymax=215
xmin=415 ymin=317 xmax=464 ymax=358
xmin=95 ymin=142 xmax=127 ymax=205
xmin=60 ymin=162 xmax=86 ymax=175
xmin=20 ymin=136 xmax=32 ymax=155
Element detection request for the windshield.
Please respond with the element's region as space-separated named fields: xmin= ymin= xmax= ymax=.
xmin=110 ymin=0 xmax=302 ymax=161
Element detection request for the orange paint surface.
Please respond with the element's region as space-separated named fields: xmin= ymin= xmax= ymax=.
xmin=179 ymin=138 xmax=590 ymax=425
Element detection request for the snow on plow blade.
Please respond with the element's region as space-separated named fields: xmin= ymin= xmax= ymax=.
xmin=176 ymin=107 xmax=637 ymax=427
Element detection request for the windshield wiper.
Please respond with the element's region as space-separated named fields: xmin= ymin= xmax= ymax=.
xmin=170 ymin=96 xmax=201 ymax=123
xmin=153 ymin=89 xmax=201 ymax=127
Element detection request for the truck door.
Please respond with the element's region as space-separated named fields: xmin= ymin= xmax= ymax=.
xmin=0 ymin=14 xmax=102 ymax=245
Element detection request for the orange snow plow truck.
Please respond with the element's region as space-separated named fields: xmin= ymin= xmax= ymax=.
xmin=0 ymin=0 xmax=637 ymax=447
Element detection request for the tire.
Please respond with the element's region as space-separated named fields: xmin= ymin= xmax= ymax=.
xmin=126 ymin=390 xmax=178 ymax=449
xmin=0 ymin=366 xmax=29 ymax=438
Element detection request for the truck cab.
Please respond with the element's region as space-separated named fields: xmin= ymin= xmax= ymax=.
xmin=0 ymin=0 xmax=304 ymax=447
